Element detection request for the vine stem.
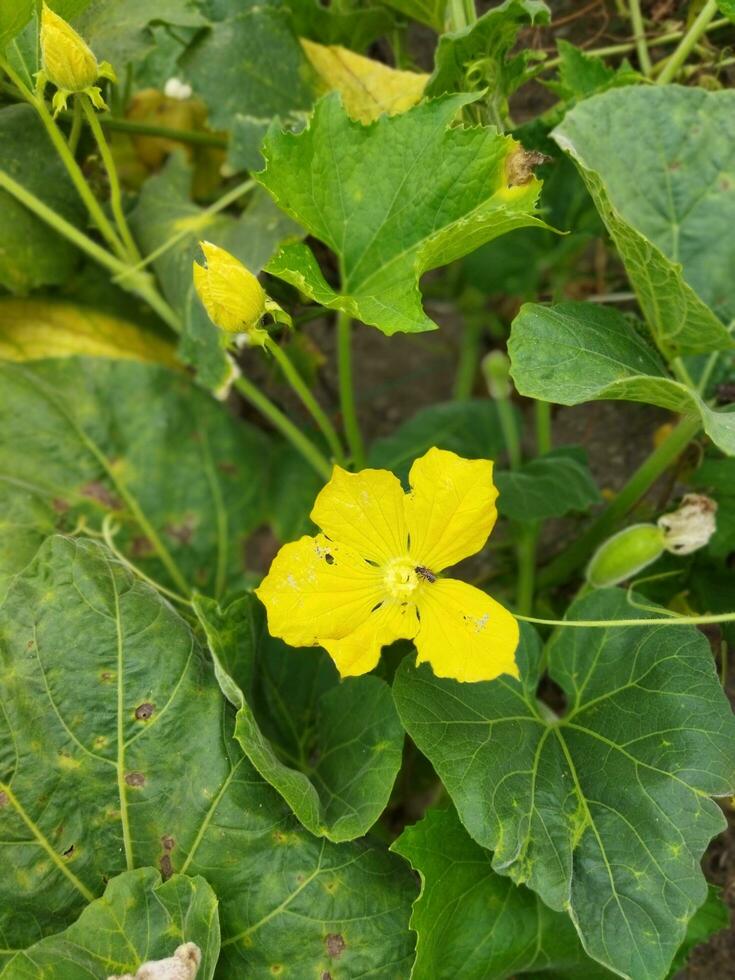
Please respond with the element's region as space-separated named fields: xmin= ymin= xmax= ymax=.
xmin=0 ymin=169 xmax=181 ymax=332
xmin=336 ymin=311 xmax=366 ymax=469
xmin=534 ymin=400 xmax=552 ymax=455
xmin=628 ymin=0 xmax=653 ymax=76
xmin=233 ymin=375 xmax=332 ymax=482
xmin=79 ymin=94 xmax=141 ymax=262
xmin=264 ymin=337 xmax=346 ymax=465
xmin=453 ymin=317 xmax=483 ymax=400
xmin=516 ymin=610 xmax=735 ymax=628
xmin=68 ymin=97 xmax=82 ymax=153
xmin=0 ymin=57 xmax=128 ymax=261
xmin=77 ymin=113 xmax=228 ymax=147
xmin=656 ymin=0 xmax=719 ymax=84
xmin=537 ymin=414 xmax=701 ymax=591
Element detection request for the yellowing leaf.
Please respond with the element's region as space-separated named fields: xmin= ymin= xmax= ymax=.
xmin=0 ymin=299 xmax=178 ymax=366
xmin=300 ymin=39 xmax=427 ymax=123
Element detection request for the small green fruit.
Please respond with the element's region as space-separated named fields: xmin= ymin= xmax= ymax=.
xmin=586 ymin=523 xmax=665 ymax=589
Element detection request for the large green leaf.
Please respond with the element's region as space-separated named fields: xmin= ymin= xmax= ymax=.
xmin=393 ymin=589 xmax=735 ymax=980
xmin=380 ymin=0 xmax=445 ymax=31
xmin=0 ymin=105 xmax=84 ymax=294
xmin=259 ymin=92 xmax=548 ymax=336
xmin=0 ymin=536 xmax=417 ymax=975
xmin=194 ymin=593 xmax=405 ymax=842
xmin=508 ymin=302 xmax=735 ymax=456
xmin=1 ymin=869 xmax=219 ymax=979
xmin=130 ymin=154 xmax=301 ymax=391
xmin=426 ymin=0 xmax=550 ymax=124
xmin=179 ymin=6 xmax=315 ymax=130
xmin=0 ymin=357 xmax=270 ymax=597
xmin=553 ymin=87 xmax=735 ymax=356
xmin=392 ymin=805 xmax=611 ymax=979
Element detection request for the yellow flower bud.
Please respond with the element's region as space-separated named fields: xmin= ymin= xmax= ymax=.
xmin=193 ymin=241 xmax=267 ymax=338
xmin=39 ymin=4 xmax=116 ymax=116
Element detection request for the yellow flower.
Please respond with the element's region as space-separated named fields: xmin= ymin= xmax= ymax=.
xmin=39 ymin=4 xmax=116 ymax=116
xmin=256 ymin=448 xmax=519 ymax=683
xmin=193 ymin=241 xmax=268 ymax=344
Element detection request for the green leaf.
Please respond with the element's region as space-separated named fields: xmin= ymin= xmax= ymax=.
xmin=179 ymin=6 xmax=315 ymax=131
xmin=368 ymin=400 xmax=515 ymax=481
xmin=259 ymin=92 xmax=548 ymax=336
xmin=545 ymin=40 xmax=640 ymax=104
xmin=0 ymin=357 xmax=270 ymax=597
xmin=1 ymin=869 xmax=220 ymax=979
xmin=508 ymin=302 xmax=735 ymax=456
xmin=426 ymin=0 xmax=550 ymax=123
xmin=392 ymin=805 xmax=612 ymax=979
xmin=0 ymin=536 xmax=417 ymax=974
xmin=381 ymin=0 xmax=445 ymax=32
xmin=496 ymin=448 xmax=601 ymax=521
xmin=0 ymin=105 xmax=84 ymax=294
xmin=693 ymin=458 xmax=735 ymax=557
xmin=130 ymin=154 xmax=301 ymax=391
xmin=553 ymin=87 xmax=735 ymax=356
xmin=288 ymin=0 xmax=394 ymax=51
xmin=267 ymin=443 xmax=322 ymax=541
xmin=716 ymin=0 xmax=735 ymax=22
xmin=393 ymin=589 xmax=735 ymax=980
xmin=666 ymin=885 xmax=729 ymax=977
xmin=193 ymin=593 xmax=405 ymax=841
xmin=74 ymin=0 xmax=207 ymax=73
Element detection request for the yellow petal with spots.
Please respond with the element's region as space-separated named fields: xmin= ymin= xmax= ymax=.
xmin=301 ymin=39 xmax=428 ymax=124
xmin=406 ymin=448 xmax=498 ymax=572
xmin=414 ymin=578 xmax=519 ymax=683
xmin=311 ymin=465 xmax=408 ymax=565
xmin=322 ymin=600 xmax=419 ymax=677
xmin=255 ymin=533 xmax=383 ymax=647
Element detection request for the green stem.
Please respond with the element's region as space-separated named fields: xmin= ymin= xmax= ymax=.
xmin=80 ymin=95 xmax=141 ymax=262
xmin=671 ymin=356 xmax=697 ymax=389
xmin=497 ymin=398 xmax=522 ymax=471
xmin=628 ymin=0 xmax=653 ymax=76
xmin=0 ymin=57 xmax=128 ymax=261
xmin=446 ymin=0 xmax=468 ymax=31
xmin=656 ymin=0 xmax=719 ymax=84
xmin=60 ymin=111 xmax=230 ymax=147
xmin=336 ymin=311 xmax=366 ymax=469
xmin=68 ymin=97 xmax=82 ymax=154
xmin=516 ymin=610 xmax=735 ymax=628
xmin=233 ymin=376 xmax=332 ymax=482
xmin=534 ymin=400 xmax=552 ymax=455
xmin=538 ymin=414 xmax=701 ymax=591
xmin=453 ymin=318 xmax=483 ymax=400
xmin=516 ymin=524 xmax=538 ymax=616
xmin=0 ymin=169 xmax=181 ymax=332
xmin=114 ymin=178 xmax=255 ymax=283
xmin=540 ymin=18 xmax=729 ymax=71
xmin=264 ymin=337 xmax=346 ymax=465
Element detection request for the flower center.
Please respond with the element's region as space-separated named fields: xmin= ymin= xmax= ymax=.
xmin=383 ymin=558 xmax=420 ymax=600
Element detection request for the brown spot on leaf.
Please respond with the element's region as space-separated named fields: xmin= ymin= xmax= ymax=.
xmin=81 ymin=481 xmax=122 ymax=510
xmin=63 ymin=844 xmax=75 ymax=857
xmin=26 ymin=639 xmax=34 ymax=650
xmin=160 ymin=853 xmax=173 ymax=880
xmin=325 ymin=934 xmax=346 ymax=959
xmin=217 ymin=461 xmax=238 ymax=476
xmin=131 ymin=536 xmax=154 ymax=558
xmin=125 ymin=771 xmax=145 ymax=787
xmin=165 ymin=515 xmax=197 ymax=545
xmin=135 ymin=702 xmax=155 ymax=721
xmin=52 ymin=498 xmax=69 ymax=513
xmin=100 ymin=671 xmax=114 ymax=683
xmin=506 ymin=148 xmax=550 ymax=187
xmin=269 ymin=967 xmax=282 ymax=976
xmin=0 ymin=792 xmax=8 ymax=808
xmin=322 ymin=974 xmax=332 ymax=980
xmin=161 ymin=834 xmax=175 ymax=852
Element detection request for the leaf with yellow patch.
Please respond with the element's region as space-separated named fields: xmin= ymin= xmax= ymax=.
xmin=0 ymin=299 xmax=178 ymax=367
xmin=300 ymin=39 xmax=427 ymax=123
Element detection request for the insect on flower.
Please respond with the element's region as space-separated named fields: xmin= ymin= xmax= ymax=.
xmin=256 ymin=448 xmax=519 ymax=683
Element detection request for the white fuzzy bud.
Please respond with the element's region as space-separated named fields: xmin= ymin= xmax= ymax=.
xmin=163 ymin=77 xmax=193 ymax=100
xmin=658 ymin=494 xmax=717 ymax=556
xmin=108 ymin=943 xmax=201 ymax=980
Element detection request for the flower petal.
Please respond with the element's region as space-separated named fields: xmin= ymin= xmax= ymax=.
xmin=414 ymin=579 xmax=519 ymax=683
xmin=311 ymin=465 xmax=408 ymax=564
xmin=322 ymin=601 xmax=419 ymax=678
xmin=406 ymin=448 xmax=498 ymax=572
xmin=255 ymin=533 xmax=383 ymax=646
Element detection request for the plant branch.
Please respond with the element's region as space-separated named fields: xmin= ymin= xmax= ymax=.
xmin=656 ymin=0 xmax=720 ymax=84
xmin=336 ymin=311 xmax=366 ymax=469
xmin=628 ymin=0 xmax=653 ymax=76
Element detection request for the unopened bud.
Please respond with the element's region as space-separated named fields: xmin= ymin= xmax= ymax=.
xmin=482 ymin=350 xmax=512 ymax=400
xmin=586 ymin=523 xmax=665 ymax=589
xmin=193 ymin=241 xmax=267 ymax=342
xmin=39 ymin=3 xmax=116 ymax=115
xmin=658 ymin=494 xmax=717 ymax=556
